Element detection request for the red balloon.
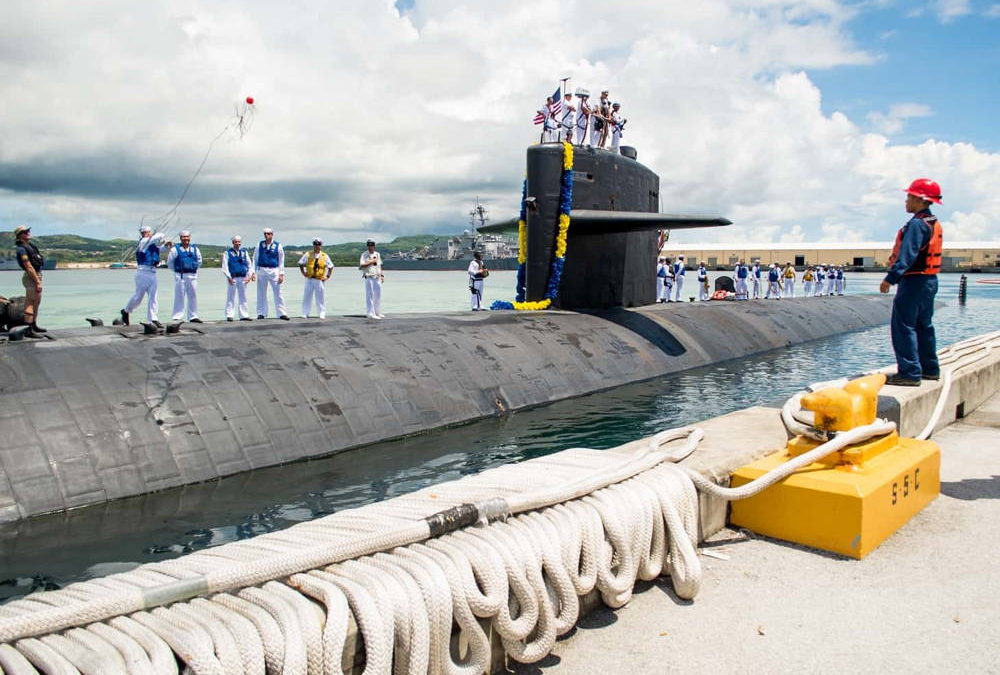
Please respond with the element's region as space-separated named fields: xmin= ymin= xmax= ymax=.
xmin=245 ymin=96 xmax=254 ymax=105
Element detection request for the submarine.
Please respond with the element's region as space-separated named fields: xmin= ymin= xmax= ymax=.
xmin=0 ymin=144 xmax=892 ymax=522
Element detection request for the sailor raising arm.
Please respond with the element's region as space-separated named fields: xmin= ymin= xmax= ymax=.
xmin=121 ymin=224 xmax=170 ymax=326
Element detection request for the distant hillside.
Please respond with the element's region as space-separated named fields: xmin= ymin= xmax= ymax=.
xmin=0 ymin=231 xmax=444 ymax=267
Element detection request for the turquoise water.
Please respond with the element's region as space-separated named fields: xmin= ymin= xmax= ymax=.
xmin=0 ymin=272 xmax=997 ymax=598
xmin=1 ymin=268 xmax=510 ymax=328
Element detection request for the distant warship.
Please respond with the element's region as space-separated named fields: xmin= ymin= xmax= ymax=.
xmin=478 ymin=144 xmax=730 ymax=309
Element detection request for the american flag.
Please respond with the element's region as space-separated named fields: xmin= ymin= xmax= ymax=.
xmin=533 ymin=86 xmax=561 ymax=125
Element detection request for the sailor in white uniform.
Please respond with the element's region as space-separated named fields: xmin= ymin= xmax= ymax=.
xmin=299 ymin=238 xmax=333 ymax=318
xmin=222 ymin=235 xmax=255 ymax=321
xmin=360 ymin=239 xmax=384 ymax=319
xmin=734 ymin=260 xmax=750 ymax=300
xmin=468 ymin=251 xmax=488 ymax=310
xmin=121 ymin=224 xmax=170 ymax=326
xmin=672 ymin=254 xmax=686 ymax=302
xmin=814 ymin=266 xmax=826 ymax=296
xmin=559 ymin=92 xmax=576 ymax=143
xmin=609 ymin=102 xmax=623 ymax=153
xmin=826 ymin=266 xmax=837 ymax=296
xmin=781 ymin=262 xmax=796 ymax=299
xmin=656 ymin=257 xmax=669 ymax=302
xmin=540 ymin=96 xmax=558 ymax=143
xmin=697 ymin=260 xmax=709 ymax=301
xmin=254 ymin=228 xmax=289 ymax=320
xmin=167 ymin=230 xmax=202 ymax=322
xmin=750 ymin=261 xmax=762 ymax=299
xmin=766 ymin=263 xmax=782 ymax=299
xmin=835 ymin=266 xmax=845 ymax=295
xmin=591 ymin=90 xmax=611 ymax=148
xmin=802 ymin=267 xmax=815 ymax=297
xmin=575 ymin=90 xmax=592 ymax=146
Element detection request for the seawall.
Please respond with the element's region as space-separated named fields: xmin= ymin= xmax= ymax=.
xmin=0 ymin=295 xmax=892 ymax=521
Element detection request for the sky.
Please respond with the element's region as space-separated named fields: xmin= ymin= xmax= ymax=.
xmin=1 ymin=0 xmax=998 ymax=246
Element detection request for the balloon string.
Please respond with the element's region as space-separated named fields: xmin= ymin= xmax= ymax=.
xmin=156 ymin=122 xmax=233 ymax=230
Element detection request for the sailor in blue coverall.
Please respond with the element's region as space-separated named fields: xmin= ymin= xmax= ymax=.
xmin=880 ymin=179 xmax=944 ymax=386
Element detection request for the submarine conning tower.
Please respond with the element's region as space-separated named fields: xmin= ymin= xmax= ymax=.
xmin=516 ymin=143 xmax=731 ymax=309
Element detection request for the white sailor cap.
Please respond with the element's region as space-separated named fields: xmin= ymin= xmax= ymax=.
xmin=263 ymin=227 xmax=274 ymax=234
xmin=366 ymin=239 xmax=376 ymax=246
xmin=139 ymin=224 xmax=152 ymax=233
xmin=575 ymin=87 xmax=590 ymax=97
xmin=231 ymin=235 xmax=242 ymax=242
xmin=179 ymin=230 xmax=191 ymax=237
xmin=313 ymin=238 xmax=322 ymax=245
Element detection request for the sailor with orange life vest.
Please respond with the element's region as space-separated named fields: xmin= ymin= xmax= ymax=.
xmin=298 ymin=238 xmax=334 ymax=319
xmin=879 ymin=178 xmax=943 ymax=387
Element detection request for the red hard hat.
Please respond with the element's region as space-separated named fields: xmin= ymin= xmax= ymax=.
xmin=904 ymin=178 xmax=942 ymax=204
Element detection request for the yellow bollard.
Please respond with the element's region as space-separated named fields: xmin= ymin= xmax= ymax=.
xmin=730 ymin=374 xmax=940 ymax=559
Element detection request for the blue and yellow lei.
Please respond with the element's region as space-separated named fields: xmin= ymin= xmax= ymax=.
xmin=492 ymin=141 xmax=573 ymax=311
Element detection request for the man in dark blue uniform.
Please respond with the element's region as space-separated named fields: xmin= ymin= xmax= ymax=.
xmin=880 ymin=178 xmax=943 ymax=386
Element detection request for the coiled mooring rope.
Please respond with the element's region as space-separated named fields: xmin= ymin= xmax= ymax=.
xmin=0 ymin=334 xmax=996 ymax=673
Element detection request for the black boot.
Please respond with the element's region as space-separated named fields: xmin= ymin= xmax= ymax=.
xmin=30 ymin=323 xmax=47 ymax=333
xmin=120 ymin=309 xmax=130 ymax=326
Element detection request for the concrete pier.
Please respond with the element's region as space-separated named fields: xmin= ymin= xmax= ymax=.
xmin=0 ymin=296 xmax=892 ymax=521
xmin=512 ymin=390 xmax=1000 ymax=674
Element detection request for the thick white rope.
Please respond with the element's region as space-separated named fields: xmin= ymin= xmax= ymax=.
xmin=0 ymin=333 xmax=996 ymax=673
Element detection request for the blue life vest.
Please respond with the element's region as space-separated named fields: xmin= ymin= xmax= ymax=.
xmin=257 ymin=241 xmax=280 ymax=268
xmin=836 ymin=269 xmax=844 ymax=280
xmin=736 ymin=265 xmax=748 ymax=279
xmin=752 ymin=265 xmax=761 ymax=278
xmin=174 ymin=245 xmax=200 ymax=274
xmin=674 ymin=262 xmax=685 ymax=277
xmin=136 ymin=242 xmax=160 ymax=267
xmin=227 ymin=248 xmax=249 ymax=277
xmin=697 ymin=266 xmax=707 ymax=279
xmin=768 ymin=268 xmax=779 ymax=282
xmin=657 ymin=265 xmax=667 ymax=278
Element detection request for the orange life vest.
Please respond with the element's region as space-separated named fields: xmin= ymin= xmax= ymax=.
xmin=887 ymin=213 xmax=942 ymax=276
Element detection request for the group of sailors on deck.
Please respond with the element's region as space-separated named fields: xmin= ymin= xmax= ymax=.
xmin=537 ymin=88 xmax=625 ymax=152
xmin=116 ymin=226 xmax=389 ymax=327
xmin=656 ymin=257 xmax=847 ymax=302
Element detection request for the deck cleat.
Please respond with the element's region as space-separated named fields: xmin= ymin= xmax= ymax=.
xmin=730 ymin=374 xmax=940 ymax=559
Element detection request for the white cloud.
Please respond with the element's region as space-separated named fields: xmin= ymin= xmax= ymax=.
xmin=0 ymin=0 xmax=996 ymax=249
xmin=930 ymin=0 xmax=972 ymax=22
xmin=866 ymin=102 xmax=933 ymax=135
xmin=985 ymin=4 xmax=1000 ymax=17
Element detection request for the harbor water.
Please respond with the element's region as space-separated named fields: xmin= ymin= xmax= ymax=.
xmin=1 ymin=271 xmax=998 ymax=600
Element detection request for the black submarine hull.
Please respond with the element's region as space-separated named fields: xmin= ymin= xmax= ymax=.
xmin=0 ymin=296 xmax=892 ymax=522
